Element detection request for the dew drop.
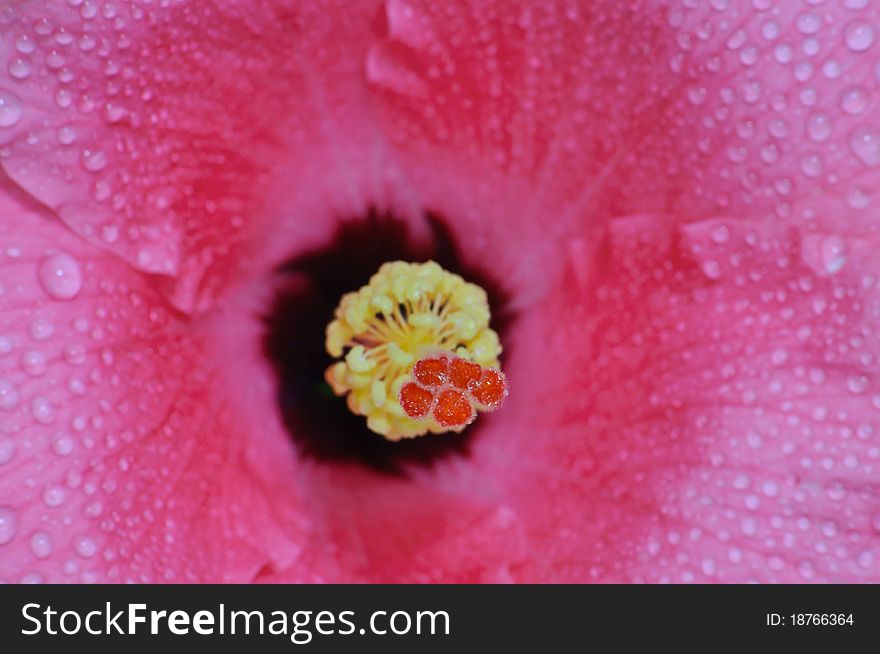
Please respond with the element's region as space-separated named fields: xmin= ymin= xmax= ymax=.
xmin=701 ymin=558 xmax=717 ymax=576
xmin=43 ymin=485 xmax=66 ymax=507
xmin=796 ymin=13 xmax=821 ymax=35
xmin=762 ymin=480 xmax=779 ymax=497
xmin=806 ymin=113 xmax=831 ymax=142
xmin=771 ymin=348 xmax=788 ymax=366
xmin=21 ymin=350 xmax=47 ymax=376
xmin=710 ymin=225 xmax=730 ymax=244
xmin=739 ymin=46 xmax=758 ymax=66
xmin=73 ymin=535 xmax=97 ymax=558
xmin=845 ymin=21 xmax=875 ymax=52
xmin=51 ymin=432 xmax=75 ymax=456
xmin=29 ymin=318 xmax=55 ymax=342
xmin=768 ymin=119 xmax=789 ymax=139
xmin=847 ymin=375 xmax=869 ymax=394
xmin=0 ymin=437 xmax=15 ymax=465
xmin=0 ymin=507 xmax=17 ymax=545
xmin=768 ymin=556 xmax=785 ymax=572
xmin=850 ymin=127 xmax=880 ymax=166
xmin=56 ymin=125 xmax=77 ymax=145
xmin=820 ymin=237 xmax=847 ymax=274
xmin=0 ymin=378 xmax=20 ymax=410
xmin=30 ymin=396 xmax=55 ymax=424
xmin=38 ymin=252 xmax=83 ymax=300
xmin=80 ymin=148 xmax=107 ymax=172
xmin=30 ymin=532 xmax=53 ymax=559
xmin=799 ymin=153 xmax=823 ymax=178
xmin=822 ymin=60 xmax=841 ymax=79
xmin=14 ymin=34 xmax=35 ymax=54
xmin=803 ymin=38 xmax=820 ymax=58
xmin=846 ymin=187 xmax=870 ymax=209
xmin=761 ymin=21 xmax=779 ymax=41
xmin=687 ymin=86 xmax=707 ymax=106
xmin=702 ymin=260 xmax=721 ymax=280
xmin=54 ymin=88 xmax=73 ymax=109
xmin=741 ymin=517 xmax=757 ymax=536
xmin=7 ymin=58 xmax=31 ymax=80
xmin=63 ymin=343 xmax=87 ymax=366
xmin=840 ymin=87 xmax=868 ymax=115
xmin=0 ymin=89 xmax=23 ymax=127
xmin=773 ymin=44 xmax=793 ymax=64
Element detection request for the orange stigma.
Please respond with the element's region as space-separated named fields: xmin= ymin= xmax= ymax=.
xmin=398 ymin=353 xmax=508 ymax=431
xmin=325 ymin=260 xmax=504 ymax=440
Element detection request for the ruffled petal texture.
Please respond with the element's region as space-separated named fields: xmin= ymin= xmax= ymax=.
xmin=366 ymin=0 xmax=880 ymax=279
xmin=497 ymin=215 xmax=880 ymax=581
xmin=362 ymin=0 xmax=880 ymax=581
xmin=2 ymin=0 xmax=880 ymax=583
xmin=0 ymin=185 xmax=301 ymax=582
xmin=0 ymin=0 xmax=399 ymax=312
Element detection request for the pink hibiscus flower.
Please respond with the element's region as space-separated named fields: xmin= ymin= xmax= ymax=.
xmin=1 ymin=0 xmax=879 ymax=583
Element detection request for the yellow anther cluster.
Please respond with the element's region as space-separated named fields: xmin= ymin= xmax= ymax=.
xmin=325 ymin=261 xmax=501 ymax=440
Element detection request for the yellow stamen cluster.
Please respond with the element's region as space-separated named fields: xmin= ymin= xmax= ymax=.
xmin=325 ymin=261 xmax=501 ymax=440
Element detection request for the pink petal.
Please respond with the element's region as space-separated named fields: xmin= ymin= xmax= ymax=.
xmin=367 ymin=0 xmax=880 ymax=248
xmin=0 ymin=185 xmax=298 ymax=582
xmin=0 ymin=0 xmax=390 ymax=312
xmin=485 ymin=214 xmax=880 ymax=582
xmin=268 ymin=465 xmax=530 ymax=582
xmin=3 ymin=0 xmax=879 ymax=584
xmin=358 ymin=0 xmax=880 ymax=581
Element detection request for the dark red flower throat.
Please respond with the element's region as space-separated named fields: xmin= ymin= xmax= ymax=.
xmin=262 ymin=211 xmax=514 ymax=474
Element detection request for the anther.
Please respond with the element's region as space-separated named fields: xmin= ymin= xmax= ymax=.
xmin=325 ymin=261 xmax=504 ymax=440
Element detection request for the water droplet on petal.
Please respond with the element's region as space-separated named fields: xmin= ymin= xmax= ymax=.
xmin=845 ymin=21 xmax=875 ymax=52
xmin=0 ymin=437 xmax=15 ymax=465
xmin=21 ymin=350 xmax=47 ymax=376
xmin=7 ymin=58 xmax=31 ymax=80
xmin=710 ymin=225 xmax=730 ymax=244
xmin=73 ymin=535 xmax=97 ymax=558
xmin=850 ymin=127 xmax=880 ymax=166
xmin=0 ymin=507 xmax=17 ymax=545
xmin=43 ymin=485 xmax=66 ymax=507
xmin=14 ymin=35 xmax=36 ymax=54
xmin=702 ymin=260 xmax=721 ymax=280
xmin=30 ymin=532 xmax=53 ymax=559
xmin=773 ymin=44 xmax=793 ymax=64
xmin=840 ymin=87 xmax=867 ymax=115
xmin=847 ymin=375 xmax=869 ymax=394
xmin=56 ymin=125 xmax=77 ymax=145
xmin=0 ymin=89 xmax=23 ymax=127
xmin=799 ymin=153 xmax=824 ymax=177
xmin=51 ymin=432 xmax=75 ymax=456
xmin=0 ymin=379 xmax=19 ymax=410
xmin=806 ymin=113 xmax=831 ymax=142
xmin=820 ymin=236 xmax=847 ymax=274
xmin=30 ymin=396 xmax=55 ymax=424
xmin=29 ymin=318 xmax=54 ymax=341
xmin=80 ymin=148 xmax=107 ymax=172
xmin=847 ymin=187 xmax=870 ymax=209
xmin=796 ymin=13 xmax=821 ymax=35
xmin=687 ymin=86 xmax=707 ymax=106
xmin=38 ymin=252 xmax=82 ymax=300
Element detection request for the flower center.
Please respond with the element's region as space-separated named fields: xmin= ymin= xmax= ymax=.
xmin=325 ymin=261 xmax=507 ymax=440
xmin=262 ymin=213 xmax=512 ymax=470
